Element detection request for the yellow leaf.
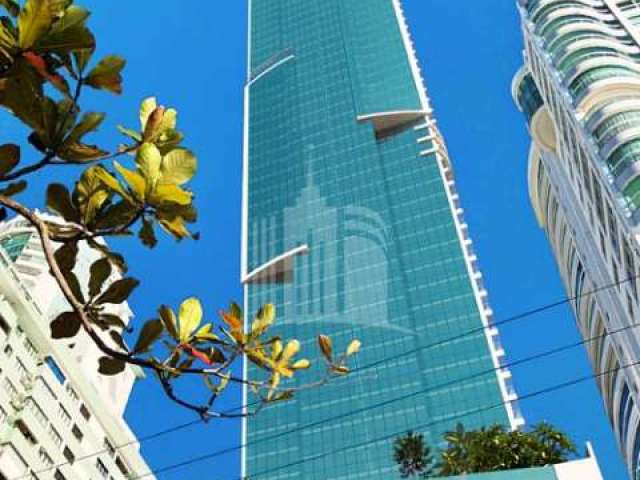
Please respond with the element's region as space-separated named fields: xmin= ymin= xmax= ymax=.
xmin=136 ymin=142 xmax=162 ymax=188
xmin=346 ymin=339 xmax=361 ymax=357
xmin=178 ymin=297 xmax=202 ymax=342
xmin=281 ymin=340 xmax=300 ymax=364
xmin=251 ymin=303 xmax=275 ymax=337
xmin=150 ymin=183 xmax=192 ymax=206
xmin=139 ymin=97 xmax=157 ymax=130
xmin=160 ymin=148 xmax=196 ymax=185
xmin=271 ymin=339 xmax=283 ymax=360
xmin=114 ymin=161 xmax=146 ymax=202
xmin=292 ymin=359 xmax=310 ymax=370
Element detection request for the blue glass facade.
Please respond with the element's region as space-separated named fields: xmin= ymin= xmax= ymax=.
xmin=243 ymin=1 xmax=514 ymax=478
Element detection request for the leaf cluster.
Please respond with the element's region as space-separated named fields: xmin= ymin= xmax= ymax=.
xmin=0 ymin=0 xmax=361 ymax=420
xmin=393 ymin=423 xmax=577 ymax=478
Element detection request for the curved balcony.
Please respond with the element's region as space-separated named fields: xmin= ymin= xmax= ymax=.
xmin=529 ymin=0 xmax=608 ymax=23
xmin=569 ymin=64 xmax=640 ymax=100
xmin=537 ymin=9 xmax=616 ymax=40
xmin=592 ymin=110 xmax=640 ymax=146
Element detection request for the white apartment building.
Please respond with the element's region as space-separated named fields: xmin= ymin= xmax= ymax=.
xmin=514 ymin=0 xmax=640 ymax=478
xmin=0 ymin=215 xmax=154 ymax=480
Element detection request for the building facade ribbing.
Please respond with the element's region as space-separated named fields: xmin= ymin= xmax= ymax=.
xmin=242 ymin=1 xmax=523 ymax=479
xmin=513 ymin=1 xmax=640 ymax=478
xmin=0 ymin=215 xmax=154 ymax=480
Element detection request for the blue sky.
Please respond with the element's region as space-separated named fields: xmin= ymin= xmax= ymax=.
xmin=7 ymin=1 xmax=629 ymax=479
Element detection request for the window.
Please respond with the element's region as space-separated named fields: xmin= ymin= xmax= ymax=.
xmin=115 ymin=457 xmax=129 ymax=477
xmin=48 ymin=425 xmax=62 ymax=448
xmin=104 ymin=438 xmax=116 ymax=457
xmin=53 ymin=471 xmax=66 ymax=480
xmin=45 ymin=357 xmax=66 ymax=385
xmin=16 ymin=420 xmax=37 ymax=445
xmin=4 ymin=344 xmax=12 ymax=356
xmin=0 ymin=314 xmax=9 ymax=335
xmin=23 ymin=338 xmax=38 ymax=360
xmin=38 ymin=449 xmax=53 ymax=467
xmin=36 ymin=378 xmax=56 ymax=402
xmin=0 ymin=405 xmax=7 ymax=424
xmin=26 ymin=399 xmax=47 ymax=427
xmin=63 ymin=447 xmax=74 ymax=465
xmin=65 ymin=385 xmax=79 ymax=403
xmin=58 ymin=405 xmax=71 ymax=427
xmin=3 ymin=378 xmax=18 ymax=399
xmin=15 ymin=357 xmax=30 ymax=382
xmin=71 ymin=425 xmax=83 ymax=442
xmin=80 ymin=404 xmax=91 ymax=421
xmin=96 ymin=459 xmax=108 ymax=479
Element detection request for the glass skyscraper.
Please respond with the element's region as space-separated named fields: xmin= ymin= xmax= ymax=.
xmin=242 ymin=1 xmax=522 ymax=478
xmin=513 ymin=0 xmax=640 ymax=478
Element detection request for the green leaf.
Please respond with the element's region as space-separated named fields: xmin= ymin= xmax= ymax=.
xmin=51 ymin=311 xmax=81 ymax=339
xmin=93 ymin=166 xmax=133 ymax=204
xmin=0 ymin=16 xmax=17 ymax=49
xmin=18 ymin=0 xmax=53 ymax=48
xmin=136 ymin=142 xmax=162 ymax=188
xmin=0 ymin=144 xmax=19 ymax=177
xmin=178 ymin=297 xmax=202 ymax=342
xmin=74 ymin=166 xmax=111 ymax=224
xmin=73 ymin=46 xmax=92 ymax=73
xmin=49 ymin=4 xmax=88 ymax=31
xmin=138 ymin=217 xmax=157 ymax=248
xmin=161 ymin=148 xmax=197 ymax=185
xmin=64 ymin=111 xmax=105 ymax=145
xmin=97 ymin=313 xmax=125 ymax=329
xmin=54 ymin=241 xmax=77 ymax=272
xmin=84 ymin=55 xmax=125 ymax=94
xmin=98 ymin=357 xmax=125 ymax=376
xmin=117 ymin=125 xmax=142 ymax=143
xmin=36 ymin=17 xmax=94 ymax=54
xmin=133 ymin=319 xmax=163 ymax=354
xmin=108 ymin=331 xmax=127 ymax=350
xmin=46 ymin=183 xmax=79 ymax=222
xmin=0 ymin=180 xmax=27 ymax=197
xmin=95 ymin=277 xmax=139 ymax=305
xmin=93 ymin=199 xmax=138 ymax=231
xmin=58 ymin=142 xmax=108 ymax=163
xmin=159 ymin=305 xmax=179 ymax=340
xmin=0 ymin=0 xmax=19 ymax=17
xmin=88 ymin=257 xmax=111 ymax=298
xmin=62 ymin=268 xmax=84 ymax=303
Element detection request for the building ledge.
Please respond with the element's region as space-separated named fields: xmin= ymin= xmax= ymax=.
xmin=357 ymin=110 xmax=428 ymax=139
xmin=242 ymin=245 xmax=309 ymax=285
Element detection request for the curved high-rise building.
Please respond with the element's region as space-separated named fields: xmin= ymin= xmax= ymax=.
xmin=514 ymin=1 xmax=640 ymax=478
xmin=242 ymin=1 xmax=523 ymax=479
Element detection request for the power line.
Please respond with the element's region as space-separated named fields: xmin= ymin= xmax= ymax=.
xmin=231 ymin=358 xmax=640 ymax=480
xmin=125 ymin=320 xmax=640 ymax=480
xmin=16 ymin=273 xmax=639 ymax=480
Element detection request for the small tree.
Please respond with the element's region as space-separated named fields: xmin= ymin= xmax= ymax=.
xmin=393 ymin=431 xmax=436 ymax=478
xmin=0 ymin=0 xmax=359 ymax=419
xmin=393 ymin=423 xmax=576 ymax=477
xmin=439 ymin=423 xmax=577 ymax=475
